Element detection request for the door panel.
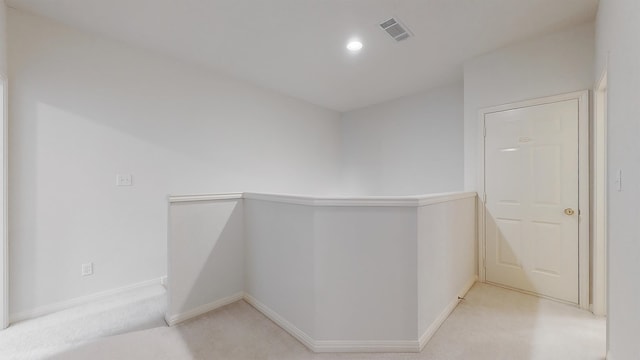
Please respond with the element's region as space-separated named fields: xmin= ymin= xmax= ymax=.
xmin=496 ymin=218 xmax=523 ymax=268
xmin=484 ymin=99 xmax=579 ymax=304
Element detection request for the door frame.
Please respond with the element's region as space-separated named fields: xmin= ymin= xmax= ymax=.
xmin=0 ymin=75 xmax=7 ymax=329
xmin=592 ymin=71 xmax=607 ymax=316
xmin=477 ymin=90 xmax=590 ymax=309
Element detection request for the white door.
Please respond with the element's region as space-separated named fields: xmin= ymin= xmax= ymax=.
xmin=484 ymin=99 xmax=579 ymax=304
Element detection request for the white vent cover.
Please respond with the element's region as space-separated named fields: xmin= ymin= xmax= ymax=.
xmin=379 ymin=17 xmax=412 ymax=42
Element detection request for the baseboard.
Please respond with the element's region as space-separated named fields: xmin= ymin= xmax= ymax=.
xmin=313 ymin=340 xmax=420 ymax=353
xmin=244 ymin=293 xmax=421 ymax=353
xmin=10 ymin=277 xmax=164 ymax=324
xmin=166 ymin=292 xmax=244 ymax=326
xmin=418 ymin=275 xmax=477 ymax=350
xmin=243 ymin=293 xmax=317 ymax=351
xmin=166 ymin=278 xmax=476 ymax=353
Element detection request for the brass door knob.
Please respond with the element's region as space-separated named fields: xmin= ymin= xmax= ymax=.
xmin=564 ymin=208 xmax=575 ymax=216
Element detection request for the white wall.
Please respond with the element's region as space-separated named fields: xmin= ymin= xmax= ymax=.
xmin=594 ymin=1 xmax=640 ymax=358
xmin=417 ymin=197 xmax=475 ymax=337
xmin=8 ymin=9 xmax=342 ymax=317
xmin=244 ymin=199 xmax=316 ymax=337
xmin=0 ymin=0 xmax=6 ymax=329
xmin=314 ymin=206 xmax=418 ymax=341
xmin=167 ymin=199 xmax=244 ymax=324
xmin=341 ymin=83 xmax=464 ymax=196
xmin=0 ymin=2 xmax=6 ymax=76
xmin=464 ymin=23 xmax=595 ymax=190
xmin=169 ymin=192 xmax=476 ymax=352
xmin=0 ymin=0 xmax=6 ymax=76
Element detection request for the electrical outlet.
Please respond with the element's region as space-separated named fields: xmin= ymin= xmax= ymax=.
xmin=116 ymin=174 xmax=133 ymax=186
xmin=82 ymin=262 xmax=93 ymax=277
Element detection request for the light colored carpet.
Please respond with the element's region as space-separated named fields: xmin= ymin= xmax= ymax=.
xmin=1 ymin=283 xmax=606 ymax=360
xmin=0 ymin=285 xmax=166 ymax=359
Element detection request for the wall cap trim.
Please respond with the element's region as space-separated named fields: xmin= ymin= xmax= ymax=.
xmin=168 ymin=191 xmax=477 ymax=207
xmin=168 ymin=193 xmax=243 ymax=203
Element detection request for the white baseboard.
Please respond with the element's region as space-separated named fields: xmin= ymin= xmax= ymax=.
xmin=418 ymin=275 xmax=477 ymax=350
xmin=243 ymin=293 xmax=316 ymax=351
xmin=313 ymin=339 xmax=420 ymax=353
xmin=166 ymin=292 xmax=244 ymax=326
xmin=246 ymin=280 xmax=478 ymax=353
xmin=244 ymin=293 xmax=425 ymax=353
xmin=10 ymin=277 xmax=164 ymax=324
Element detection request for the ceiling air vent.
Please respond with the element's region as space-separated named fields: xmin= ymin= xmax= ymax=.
xmin=379 ymin=17 xmax=412 ymax=42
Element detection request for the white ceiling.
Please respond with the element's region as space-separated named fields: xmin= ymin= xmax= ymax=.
xmin=6 ymin=0 xmax=598 ymax=112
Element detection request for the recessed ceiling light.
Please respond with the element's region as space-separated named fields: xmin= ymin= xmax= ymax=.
xmin=346 ymin=40 xmax=363 ymax=52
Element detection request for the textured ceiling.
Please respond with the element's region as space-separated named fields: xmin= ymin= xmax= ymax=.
xmin=6 ymin=0 xmax=598 ymax=111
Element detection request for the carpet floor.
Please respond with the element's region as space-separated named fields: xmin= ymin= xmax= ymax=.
xmin=1 ymin=283 xmax=605 ymax=359
xmin=0 ymin=285 xmax=166 ymax=359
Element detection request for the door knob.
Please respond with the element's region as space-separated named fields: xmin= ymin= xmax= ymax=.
xmin=564 ymin=208 xmax=575 ymax=216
